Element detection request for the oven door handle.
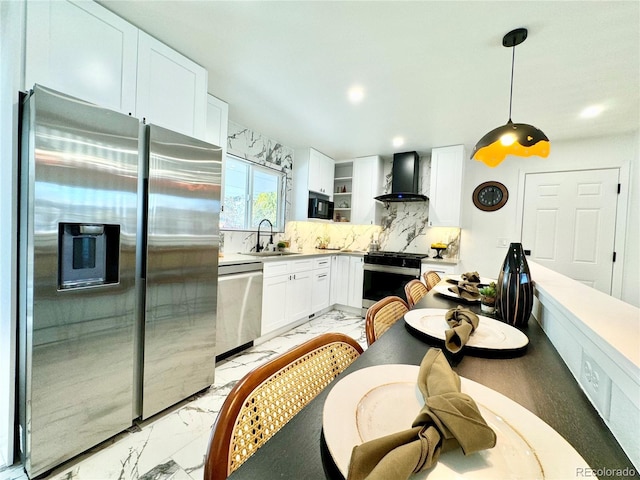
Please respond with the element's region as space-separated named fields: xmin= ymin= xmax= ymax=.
xmin=363 ymin=264 xmax=420 ymax=276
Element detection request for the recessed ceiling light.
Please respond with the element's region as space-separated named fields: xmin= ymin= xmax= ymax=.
xmin=392 ymin=136 xmax=404 ymax=147
xmin=348 ymin=85 xmax=364 ymax=104
xmin=580 ymin=105 xmax=604 ymax=118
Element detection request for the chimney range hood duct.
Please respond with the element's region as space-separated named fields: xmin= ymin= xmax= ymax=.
xmin=375 ymin=151 xmax=428 ymax=202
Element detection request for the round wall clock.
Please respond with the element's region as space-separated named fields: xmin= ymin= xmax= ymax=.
xmin=472 ymin=181 xmax=509 ymax=211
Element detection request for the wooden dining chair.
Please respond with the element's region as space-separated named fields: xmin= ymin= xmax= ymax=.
xmin=365 ymin=296 xmax=409 ymax=346
xmin=203 ymin=332 xmax=363 ymax=480
xmin=423 ymin=270 xmax=442 ymax=291
xmin=404 ymin=279 xmax=429 ymax=308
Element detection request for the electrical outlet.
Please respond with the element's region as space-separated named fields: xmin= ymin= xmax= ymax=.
xmin=580 ymin=351 xmax=611 ymax=419
xmin=496 ymin=238 xmax=509 ymax=248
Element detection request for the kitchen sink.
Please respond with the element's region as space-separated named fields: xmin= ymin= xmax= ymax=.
xmin=245 ymin=251 xmax=300 ymax=257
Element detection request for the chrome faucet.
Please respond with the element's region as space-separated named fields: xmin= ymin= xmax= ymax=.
xmin=256 ymin=218 xmax=273 ymax=252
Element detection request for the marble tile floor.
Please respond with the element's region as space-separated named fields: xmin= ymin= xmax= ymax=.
xmin=1 ymin=310 xmax=366 ymax=480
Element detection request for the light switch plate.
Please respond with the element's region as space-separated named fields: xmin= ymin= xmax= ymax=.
xmin=580 ymin=351 xmax=611 ymax=419
xmin=496 ymin=238 xmax=509 ymax=248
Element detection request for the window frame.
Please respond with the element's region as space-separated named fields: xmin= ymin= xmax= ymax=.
xmin=221 ymin=154 xmax=286 ymax=232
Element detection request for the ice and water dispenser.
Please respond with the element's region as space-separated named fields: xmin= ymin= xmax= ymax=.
xmin=58 ymin=223 xmax=120 ymax=289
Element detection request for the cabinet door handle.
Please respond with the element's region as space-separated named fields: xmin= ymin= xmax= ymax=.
xmin=318 ymin=274 xmax=327 ymax=278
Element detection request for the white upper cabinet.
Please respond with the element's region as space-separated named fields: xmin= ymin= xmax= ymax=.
xmin=205 ymin=94 xmax=229 ymax=150
xmin=308 ymin=149 xmax=335 ymax=196
xmin=205 ymin=93 xmax=229 ymax=202
xmin=352 ymin=156 xmax=384 ymax=225
xmin=428 ymin=145 xmax=465 ymax=227
xmin=25 ymin=0 xmax=138 ymax=115
xmin=25 ymin=1 xmax=209 ymax=139
xmin=292 ymin=148 xmax=335 ymax=220
xmin=136 ymin=31 xmax=208 ymax=139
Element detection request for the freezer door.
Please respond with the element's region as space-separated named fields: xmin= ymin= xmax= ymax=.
xmin=141 ymin=124 xmax=221 ymax=419
xmin=18 ymin=85 xmax=139 ymax=477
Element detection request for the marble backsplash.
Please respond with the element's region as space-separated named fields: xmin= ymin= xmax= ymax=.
xmin=222 ymin=218 xmax=460 ymax=258
xmin=227 ymin=121 xmax=294 ymax=176
xmin=285 ymin=222 xmax=381 ymax=252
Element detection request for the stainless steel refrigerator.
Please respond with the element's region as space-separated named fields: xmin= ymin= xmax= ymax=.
xmin=18 ymin=85 xmax=221 ymax=477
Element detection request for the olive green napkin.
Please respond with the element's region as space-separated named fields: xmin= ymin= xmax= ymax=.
xmin=448 ymin=281 xmax=480 ymax=301
xmin=347 ymin=349 xmax=496 ymax=480
xmin=444 ymin=306 xmax=479 ymax=353
xmin=461 ymin=271 xmax=481 ymax=283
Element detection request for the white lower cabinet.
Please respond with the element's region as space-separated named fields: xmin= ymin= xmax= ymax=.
xmin=262 ymin=254 xmax=365 ymax=335
xmin=331 ymin=255 xmax=364 ymax=310
xmin=331 ymin=255 xmax=350 ymax=306
xmin=261 ymin=258 xmax=314 ymax=335
xmin=348 ymin=256 xmax=364 ymax=309
xmin=421 ymin=262 xmax=456 ymax=278
xmin=311 ymin=269 xmax=331 ymax=312
xmin=287 ymin=270 xmax=313 ymax=321
xmin=311 ymin=257 xmax=332 ymax=313
xmin=261 ymin=273 xmax=290 ymax=335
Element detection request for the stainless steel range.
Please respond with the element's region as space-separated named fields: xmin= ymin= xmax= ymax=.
xmin=362 ymin=251 xmax=429 ymax=313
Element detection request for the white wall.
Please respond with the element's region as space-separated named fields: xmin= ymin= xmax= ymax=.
xmin=459 ymin=132 xmax=639 ymax=307
xmin=0 ymin=0 xmax=24 ymax=467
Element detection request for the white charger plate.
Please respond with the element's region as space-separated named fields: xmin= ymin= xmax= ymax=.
xmin=433 ymin=284 xmax=481 ymax=303
xmin=404 ymin=308 xmax=529 ymax=351
xmin=323 ymin=364 xmax=590 ymax=479
xmin=446 ymin=274 xmax=496 ymax=286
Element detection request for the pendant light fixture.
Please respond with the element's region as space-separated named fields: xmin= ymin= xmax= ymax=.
xmin=471 ymin=28 xmax=550 ymax=167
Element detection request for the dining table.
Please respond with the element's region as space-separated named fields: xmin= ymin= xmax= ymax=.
xmin=227 ymin=281 xmax=638 ymax=480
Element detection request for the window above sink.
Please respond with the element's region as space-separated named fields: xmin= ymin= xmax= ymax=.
xmin=221 ymin=154 xmax=286 ymax=232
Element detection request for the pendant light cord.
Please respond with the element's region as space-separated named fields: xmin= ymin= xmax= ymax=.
xmin=508 ymin=45 xmax=515 ymax=122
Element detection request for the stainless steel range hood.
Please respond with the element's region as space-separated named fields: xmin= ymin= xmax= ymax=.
xmin=375 ymin=151 xmax=428 ymax=202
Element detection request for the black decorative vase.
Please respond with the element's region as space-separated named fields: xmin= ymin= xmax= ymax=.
xmin=496 ymin=243 xmax=534 ymax=328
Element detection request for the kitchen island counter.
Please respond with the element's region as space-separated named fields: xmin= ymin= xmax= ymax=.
xmin=227 ymin=285 xmax=637 ymax=479
xmin=530 ymin=261 xmax=639 ymax=468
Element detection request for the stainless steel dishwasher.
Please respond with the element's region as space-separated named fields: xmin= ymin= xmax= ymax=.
xmin=217 ymin=261 xmax=264 ymax=359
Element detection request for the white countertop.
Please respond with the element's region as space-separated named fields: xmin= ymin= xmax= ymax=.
xmin=421 ymin=257 xmax=458 ymax=266
xmin=530 ymin=261 xmax=640 ymax=375
xmin=218 ymin=249 xmax=366 ymax=267
xmin=218 ymin=250 xmax=458 ymax=267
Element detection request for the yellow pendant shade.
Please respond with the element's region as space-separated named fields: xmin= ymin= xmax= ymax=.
xmin=472 ymin=28 xmax=550 ymax=167
xmin=472 ymin=120 xmax=550 ymax=168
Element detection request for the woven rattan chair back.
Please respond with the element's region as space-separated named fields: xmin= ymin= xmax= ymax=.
xmin=423 ymin=270 xmax=442 ymax=291
xmin=204 ymin=333 xmax=363 ymax=480
xmin=365 ymin=296 xmax=409 ymax=346
xmin=404 ymin=279 xmax=428 ymax=309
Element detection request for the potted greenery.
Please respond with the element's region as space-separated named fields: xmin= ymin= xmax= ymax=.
xmin=277 ymin=241 xmax=287 ymax=252
xmin=478 ymin=282 xmax=497 ymax=314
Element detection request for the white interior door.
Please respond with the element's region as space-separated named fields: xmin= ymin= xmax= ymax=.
xmin=522 ymin=169 xmax=619 ymax=293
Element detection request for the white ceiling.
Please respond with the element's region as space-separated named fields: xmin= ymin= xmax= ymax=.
xmin=98 ymin=1 xmax=639 ymax=160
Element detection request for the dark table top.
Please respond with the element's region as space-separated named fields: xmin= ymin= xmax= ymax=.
xmin=228 ymin=286 xmax=638 ymax=480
